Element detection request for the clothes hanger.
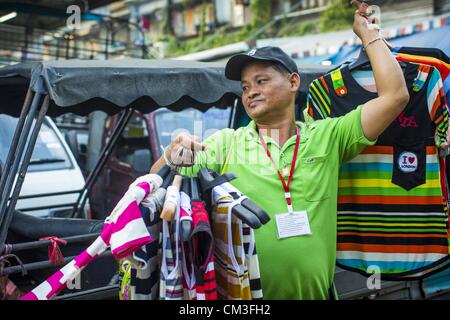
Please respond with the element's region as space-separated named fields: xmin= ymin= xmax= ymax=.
xmin=157 ymin=151 xmax=184 ymax=222
xmin=348 ymin=0 xmax=381 ymax=71
xmin=197 ymin=168 xmax=269 ymax=229
xmin=160 ymin=170 xmax=175 ymax=190
xmin=348 ymin=1 xmax=407 ymax=73
xmin=160 ymin=174 xmax=182 ymax=221
xmin=348 ymin=1 xmax=374 ymax=71
xmin=348 ymin=44 xmax=407 ymax=71
xmin=156 ymin=164 xmax=172 ymax=181
xmin=210 ymin=170 xmax=270 ymax=225
xmin=189 ymin=176 xmax=202 ymax=202
xmin=180 ymin=176 xmax=192 ymax=241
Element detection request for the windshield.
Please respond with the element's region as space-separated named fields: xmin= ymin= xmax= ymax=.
xmin=154 ymin=107 xmax=231 ymax=148
xmin=0 ymin=115 xmax=72 ymax=172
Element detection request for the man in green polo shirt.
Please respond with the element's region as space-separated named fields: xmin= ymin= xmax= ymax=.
xmin=150 ymin=11 xmax=410 ymax=299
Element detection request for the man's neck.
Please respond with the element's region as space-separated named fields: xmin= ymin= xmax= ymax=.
xmin=256 ymin=117 xmax=297 ymax=147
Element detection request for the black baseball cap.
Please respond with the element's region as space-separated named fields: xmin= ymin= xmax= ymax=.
xmin=225 ymin=46 xmax=299 ymax=81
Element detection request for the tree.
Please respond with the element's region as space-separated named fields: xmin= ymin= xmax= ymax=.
xmin=319 ymin=0 xmax=355 ymax=32
xmin=162 ymin=0 xmax=176 ymax=37
xmin=199 ymin=2 xmax=207 ymax=42
xmin=250 ymin=0 xmax=272 ymax=29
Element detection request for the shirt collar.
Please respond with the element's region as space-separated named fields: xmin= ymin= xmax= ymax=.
xmin=244 ymin=120 xmax=309 ymax=145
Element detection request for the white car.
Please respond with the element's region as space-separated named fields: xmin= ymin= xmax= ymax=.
xmin=0 ymin=114 xmax=88 ymax=218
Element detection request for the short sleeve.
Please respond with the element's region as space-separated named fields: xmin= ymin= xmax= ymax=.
xmin=427 ymin=67 xmax=449 ymax=147
xmin=177 ymin=128 xmax=235 ymax=177
xmin=332 ymin=105 xmax=377 ymax=164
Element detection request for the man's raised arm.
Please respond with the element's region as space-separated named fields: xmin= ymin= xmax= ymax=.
xmin=354 ymin=11 xmax=410 ymax=141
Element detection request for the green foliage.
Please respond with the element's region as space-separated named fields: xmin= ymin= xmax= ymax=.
xmin=163 ymin=26 xmax=255 ymax=57
xmin=162 ymin=0 xmax=357 ymax=58
xmin=319 ymin=0 xmax=355 ymax=32
xmin=199 ymin=3 xmax=207 ymax=42
xmin=277 ymin=20 xmax=319 ymax=38
xmin=161 ymin=13 xmax=172 ymax=36
xmin=250 ymin=0 xmax=272 ymax=29
xmin=297 ymin=21 xmax=319 ymax=36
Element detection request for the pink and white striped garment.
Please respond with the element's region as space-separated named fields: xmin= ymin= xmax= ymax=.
xmin=20 ymin=174 xmax=163 ymax=300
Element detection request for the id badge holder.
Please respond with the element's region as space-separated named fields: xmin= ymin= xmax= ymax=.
xmin=275 ymin=197 xmax=312 ymax=240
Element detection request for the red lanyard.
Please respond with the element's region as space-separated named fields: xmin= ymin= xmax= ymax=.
xmin=259 ymin=126 xmax=300 ymax=214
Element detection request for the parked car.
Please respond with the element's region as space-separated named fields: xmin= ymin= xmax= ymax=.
xmin=0 ymin=114 xmax=89 ymax=218
xmin=54 ymin=113 xmax=90 ymax=175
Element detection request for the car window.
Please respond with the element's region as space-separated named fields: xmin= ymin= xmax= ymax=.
xmin=114 ymin=111 xmax=153 ymax=166
xmin=154 ymin=107 xmax=231 ymax=148
xmin=0 ymin=115 xmax=72 ymax=172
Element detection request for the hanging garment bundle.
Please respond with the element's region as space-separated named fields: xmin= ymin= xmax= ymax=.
xmin=180 ymin=178 xmax=217 ymax=300
xmin=159 ymin=204 xmax=184 ymax=299
xmin=197 ymin=168 xmax=265 ymax=299
xmin=121 ymin=166 xmax=269 ymax=300
xmin=121 ymin=172 xmax=217 ymax=300
xmin=20 ymin=174 xmax=164 ymax=300
xmin=210 ymin=185 xmax=263 ymax=300
xmin=18 ymin=157 xmax=269 ymax=301
xmin=117 ymin=166 xmax=175 ymax=300
xmin=151 ymin=173 xmax=219 ymax=300
xmin=306 ymin=56 xmax=450 ymax=280
xmin=120 ymin=200 xmax=165 ymax=300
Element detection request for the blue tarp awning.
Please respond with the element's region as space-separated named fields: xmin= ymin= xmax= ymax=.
xmin=330 ymin=24 xmax=450 ymax=65
xmin=293 ymin=53 xmax=336 ymax=65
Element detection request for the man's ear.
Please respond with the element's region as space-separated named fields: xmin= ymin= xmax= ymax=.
xmin=290 ymin=73 xmax=301 ymax=92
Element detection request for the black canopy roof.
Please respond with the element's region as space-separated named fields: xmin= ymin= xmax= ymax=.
xmin=0 ymin=59 xmax=332 ymax=117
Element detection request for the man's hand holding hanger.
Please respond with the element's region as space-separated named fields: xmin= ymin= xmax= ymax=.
xmin=351 ymin=0 xmax=384 ymax=48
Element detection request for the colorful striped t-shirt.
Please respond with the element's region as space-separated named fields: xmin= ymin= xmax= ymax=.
xmin=307 ymin=62 xmax=450 ymax=279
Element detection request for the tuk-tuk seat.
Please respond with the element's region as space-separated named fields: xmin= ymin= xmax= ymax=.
xmin=9 ymin=210 xmax=103 ymax=240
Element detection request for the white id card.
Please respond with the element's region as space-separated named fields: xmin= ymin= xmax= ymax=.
xmin=275 ymin=211 xmax=312 ymax=239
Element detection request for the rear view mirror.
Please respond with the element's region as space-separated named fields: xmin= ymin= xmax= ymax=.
xmin=132 ymin=149 xmax=151 ymax=174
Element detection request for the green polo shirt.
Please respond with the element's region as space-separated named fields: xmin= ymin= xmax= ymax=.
xmin=180 ymin=105 xmax=375 ymax=299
